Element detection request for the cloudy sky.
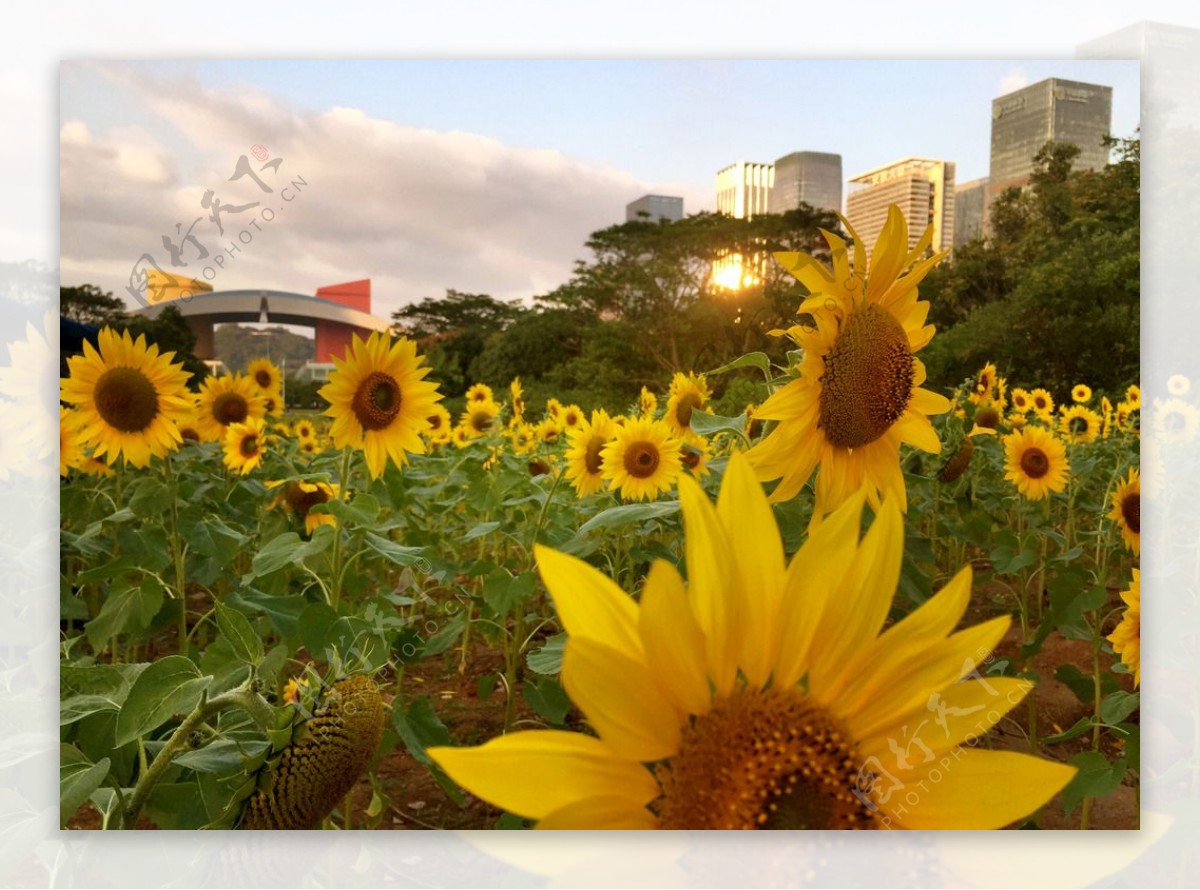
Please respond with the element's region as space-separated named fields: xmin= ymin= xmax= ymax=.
xmin=60 ymin=59 xmax=1138 ymax=322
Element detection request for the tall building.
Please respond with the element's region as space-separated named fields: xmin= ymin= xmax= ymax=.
xmin=715 ymin=161 xmax=774 ymax=219
xmin=769 ymin=151 xmax=843 ymax=214
xmin=626 ymin=194 xmax=683 ymax=222
xmin=953 ymin=177 xmax=988 ymax=247
xmin=845 ymin=158 xmax=956 ymax=258
xmin=988 ymin=78 xmax=1113 ymax=207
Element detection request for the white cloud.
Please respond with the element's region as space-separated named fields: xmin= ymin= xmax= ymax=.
xmin=60 ymin=64 xmax=701 ymax=320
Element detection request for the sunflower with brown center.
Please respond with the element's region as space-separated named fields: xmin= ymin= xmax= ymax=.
xmin=429 ymin=453 xmax=1074 ymax=828
xmin=1108 ymin=467 xmax=1140 ymax=555
xmin=1071 ymin=384 xmax=1092 ymax=404
xmin=664 ymin=372 xmax=712 ymax=438
xmin=1010 ymin=388 xmax=1031 ymax=414
xmin=969 ymin=362 xmax=998 ymax=407
xmin=320 ymin=331 xmax=442 ymax=479
xmin=601 ymin=417 xmax=682 ymax=502
xmin=268 ymin=479 xmax=340 ymax=535
xmin=745 ymin=206 xmax=950 ymax=517
xmin=461 ymin=399 xmax=500 ymax=438
xmin=1002 ymin=426 xmax=1069 ymax=500
xmin=223 ymin=416 xmax=267 ymax=474
xmin=195 ymin=373 xmax=266 ymax=444
xmin=1059 ymin=405 xmax=1102 ymax=444
xmin=466 ymin=382 xmax=494 ymax=405
xmin=1107 ymin=570 xmax=1141 ymax=687
xmin=59 ymin=326 xmax=194 ymax=467
xmin=423 ymin=403 xmax=453 ymax=445
xmin=565 ymin=409 xmax=617 ymax=497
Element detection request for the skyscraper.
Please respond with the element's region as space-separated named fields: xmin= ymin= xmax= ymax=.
xmin=768 ymin=151 xmax=843 ymax=214
xmin=715 ymin=161 xmax=774 ymax=219
xmin=625 ymin=194 xmax=684 ymax=222
xmin=953 ymin=177 xmax=988 ymax=247
xmin=988 ymin=78 xmax=1113 ymax=207
xmin=845 ymin=158 xmax=956 ymax=258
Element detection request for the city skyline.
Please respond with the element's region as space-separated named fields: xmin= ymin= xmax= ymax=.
xmin=60 ymin=60 xmax=1138 ymax=319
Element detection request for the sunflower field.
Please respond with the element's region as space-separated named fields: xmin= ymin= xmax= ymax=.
xmin=59 ymin=205 xmax=1140 ymax=831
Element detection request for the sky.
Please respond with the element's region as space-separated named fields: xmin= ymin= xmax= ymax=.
xmin=59 ymin=59 xmax=1139 ymax=323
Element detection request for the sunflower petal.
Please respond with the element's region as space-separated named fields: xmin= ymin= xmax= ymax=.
xmin=536 ymin=796 xmax=658 ymax=829
xmin=639 ymin=560 xmax=712 ymax=716
xmin=534 ymin=544 xmax=642 ymax=660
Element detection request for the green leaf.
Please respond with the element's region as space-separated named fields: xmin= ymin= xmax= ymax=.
xmin=1100 ymin=690 xmax=1140 ymax=725
xmin=1041 ymin=716 xmax=1093 ymax=745
xmin=704 ymin=351 xmax=771 ymax=381
xmin=421 ymin=611 xmax=468 ymax=659
xmin=84 ymin=577 xmax=165 ymax=652
xmin=523 ymin=677 xmax=571 ymax=726
xmin=689 ymin=410 xmax=748 ymax=438
xmin=392 ymin=696 xmax=464 ymax=806
xmin=318 ymin=493 xmax=380 ymax=527
xmin=60 ymin=745 xmax=111 ymax=827
xmin=483 ymin=571 xmax=536 ymax=617
xmin=115 ymin=656 xmax=212 ymax=747
xmin=362 ymin=532 xmax=429 ymax=567
xmin=215 ymin=602 xmax=263 ymax=666
xmin=188 ymin=517 xmax=249 ymax=563
xmin=476 ymin=672 xmax=500 ymax=700
xmin=173 ymin=737 xmax=271 ymax=774
xmin=226 ymin=589 xmax=308 ymax=639
xmin=297 ymin=602 xmax=341 ymax=661
xmin=526 ymin=632 xmax=566 ymax=675
xmin=462 ymin=521 xmax=502 ymax=542
xmin=1062 ymin=751 xmax=1128 ymax=816
xmin=60 ymin=663 xmax=147 ymax=725
xmin=574 ymin=500 xmax=679 ymax=537
xmin=127 ymin=477 xmax=173 ymax=518
xmin=248 ymin=525 xmax=335 ymax=578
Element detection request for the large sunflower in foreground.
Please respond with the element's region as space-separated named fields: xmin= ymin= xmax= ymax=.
xmin=1002 ymin=426 xmax=1070 ymax=500
xmin=428 ymin=453 xmax=1074 ymax=828
xmin=745 ymin=206 xmax=950 ymax=514
xmin=320 ymin=331 xmax=442 ymax=479
xmin=1108 ymin=467 xmax=1140 ymax=555
xmin=60 ymin=327 xmax=194 ymax=467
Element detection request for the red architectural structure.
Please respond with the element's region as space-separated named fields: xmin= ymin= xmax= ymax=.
xmin=314 ymin=279 xmax=373 ymax=362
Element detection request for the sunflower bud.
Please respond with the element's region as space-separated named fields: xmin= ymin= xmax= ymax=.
xmin=239 ymin=675 xmax=384 ymax=830
xmin=937 ymin=437 xmax=974 ymax=483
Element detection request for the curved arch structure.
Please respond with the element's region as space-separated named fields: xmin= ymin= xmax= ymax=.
xmin=131 ymin=280 xmax=392 ymax=362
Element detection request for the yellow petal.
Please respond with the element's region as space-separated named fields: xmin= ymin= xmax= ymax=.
xmin=428 ymin=731 xmax=659 ymax=821
xmin=562 ymin=637 xmax=682 ymax=762
xmin=639 ymin=560 xmax=712 ymax=716
xmin=879 ymin=749 xmax=1075 ymax=829
xmin=536 ymin=796 xmax=658 ymax=830
xmin=534 ymin=544 xmax=642 ymax=660
xmin=866 ymin=206 xmax=908 ymax=301
xmin=716 ymin=450 xmax=783 ymax=687
xmin=677 ymin=473 xmax=739 ymax=696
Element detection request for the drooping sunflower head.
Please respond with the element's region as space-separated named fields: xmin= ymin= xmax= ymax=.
xmin=428 ymin=452 xmax=1075 ymax=829
xmin=246 ymin=357 xmax=283 ymax=396
xmin=509 ymin=378 xmax=525 ymax=419
xmin=1002 ymin=426 xmax=1070 ymax=500
xmin=223 ymin=416 xmax=267 ymax=475
xmin=665 ymin=372 xmax=712 ymax=437
xmin=600 ymin=417 xmax=682 ymax=502
xmin=937 ymin=435 xmax=975 ymax=483
xmin=1107 ymin=570 xmax=1140 ymax=687
xmin=1071 ymin=384 xmax=1092 ymax=404
xmin=320 ymin=332 xmax=443 ymax=479
xmin=59 ymin=326 xmax=194 ymax=467
xmin=268 ymin=479 xmax=340 ymax=535
xmin=639 ymin=386 xmax=659 ymax=419
xmin=565 ymin=410 xmax=616 ymax=497
xmin=1108 ymin=467 xmax=1140 ymax=555
xmin=1059 ymin=405 xmax=1102 ymax=444
xmin=196 ymin=373 xmax=266 ymax=443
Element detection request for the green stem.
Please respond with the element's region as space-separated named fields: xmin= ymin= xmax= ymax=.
xmin=122 ymin=681 xmax=273 ymax=829
xmin=329 ymin=448 xmax=355 ymax=611
xmin=163 ymin=456 xmax=189 ymax=656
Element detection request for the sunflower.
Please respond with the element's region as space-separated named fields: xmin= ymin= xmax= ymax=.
xmin=246 ymin=357 xmax=283 ymax=396
xmin=461 ymin=399 xmax=500 ymax=438
xmin=679 ymin=432 xmax=712 ymax=478
xmin=294 ymin=419 xmax=317 ymax=441
xmin=1071 ymin=384 xmax=1092 ymax=404
xmin=565 ymin=410 xmax=617 ymax=497
xmin=77 ymin=454 xmax=116 ymax=478
xmin=1167 ymin=374 xmax=1190 ymax=396
xmin=664 ymin=372 xmax=712 ymax=438
xmin=601 ymin=417 xmax=682 ymax=502
xmin=223 ymin=416 xmax=267 ymax=474
xmin=969 ymin=398 xmax=1003 ymax=435
xmin=1153 ymin=397 xmax=1198 ymax=443
xmin=451 ymin=426 xmax=472 ymax=449
xmin=1107 ymin=570 xmax=1140 ymax=687
xmin=428 ymin=453 xmax=1074 ymax=829
xmin=60 ymin=406 xmax=85 ymax=476
xmin=1009 ymin=388 xmax=1031 ymax=414
xmin=746 ymin=206 xmax=950 ymax=514
xmin=423 ymin=404 xmax=453 ymax=445
xmin=299 ymin=437 xmax=321 ymax=455
xmin=1002 ymin=426 xmax=1070 ymax=500
xmin=320 ymin=331 xmax=442 ymax=479
xmin=560 ymin=403 xmax=585 ymax=432
xmin=1059 ymin=405 xmax=1102 ymax=444
xmin=639 ymin=386 xmax=659 ymax=419
xmin=1108 ymin=468 xmax=1140 ymax=555
xmin=196 ymin=373 xmax=266 ymax=444
xmin=969 ymin=363 xmax=998 ymax=406
xmin=59 ymin=327 xmax=195 ymax=467
xmin=545 ymin=397 xmax=563 ymax=421
xmin=536 ymin=417 xmax=562 ymax=447
xmin=1125 ymin=384 xmax=1141 ymax=411
xmin=510 ymin=378 xmax=525 ymax=421
xmin=1029 ymin=388 xmax=1055 ymax=421
xmin=508 ymin=422 xmax=538 ymax=456
xmin=466 ymin=382 xmax=494 ymax=405
xmin=1115 ymin=400 xmax=1138 ymax=432
xmin=268 ymin=480 xmax=340 ymax=535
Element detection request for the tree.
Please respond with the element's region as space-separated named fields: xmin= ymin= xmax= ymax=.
xmin=60 ymin=284 xmax=128 ymax=326
xmin=120 ymin=305 xmax=210 ymax=389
